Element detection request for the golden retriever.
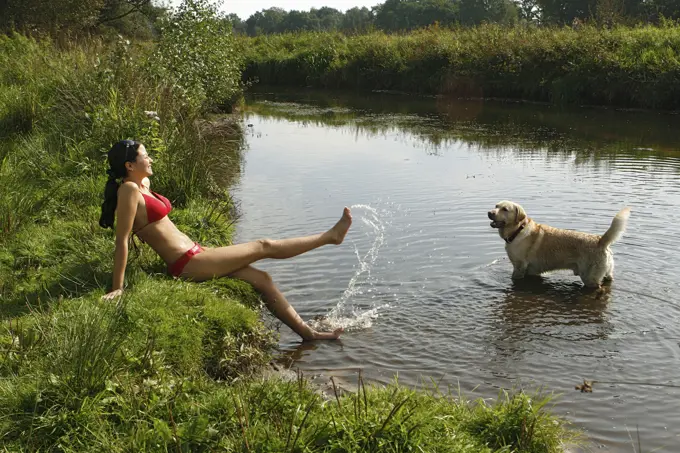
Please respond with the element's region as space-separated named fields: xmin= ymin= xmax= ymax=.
xmin=488 ymin=201 xmax=630 ymax=288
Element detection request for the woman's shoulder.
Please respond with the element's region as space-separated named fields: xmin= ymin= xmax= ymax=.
xmin=118 ymin=181 xmax=140 ymax=197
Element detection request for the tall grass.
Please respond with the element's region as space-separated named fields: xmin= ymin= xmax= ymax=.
xmin=242 ymin=23 xmax=680 ymax=110
xmin=0 ymin=26 xmax=278 ymax=451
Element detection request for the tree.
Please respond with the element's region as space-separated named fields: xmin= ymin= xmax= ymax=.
xmin=245 ymin=7 xmax=285 ymax=35
xmin=98 ymin=0 xmax=151 ymax=25
xmin=151 ymin=0 xmax=243 ymax=109
xmin=645 ymin=0 xmax=680 ymax=21
xmin=535 ymin=0 xmax=597 ymax=24
xmin=1 ymin=0 xmax=105 ymax=33
xmin=595 ymin=0 xmax=625 ymax=25
xmin=0 ymin=0 xmax=167 ymax=37
xmin=280 ymin=10 xmax=319 ymax=32
xmin=97 ymin=0 xmax=166 ymax=39
xmin=459 ymin=0 xmax=519 ymax=25
xmin=224 ymin=13 xmax=246 ymax=34
xmin=341 ymin=6 xmax=375 ymax=33
xmin=313 ymin=6 xmax=344 ymax=30
xmin=517 ymin=0 xmax=542 ymax=22
xmin=373 ymin=0 xmax=460 ymax=31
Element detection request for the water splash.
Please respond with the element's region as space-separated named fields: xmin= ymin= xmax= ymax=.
xmin=311 ymin=204 xmax=389 ymax=331
xmin=310 ymin=304 xmax=390 ymax=332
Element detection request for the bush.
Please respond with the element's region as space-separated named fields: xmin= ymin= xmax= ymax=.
xmin=149 ymin=0 xmax=245 ymax=112
xmin=242 ymin=24 xmax=680 ymax=110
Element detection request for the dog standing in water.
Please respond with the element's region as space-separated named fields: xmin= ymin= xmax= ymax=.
xmin=488 ymin=201 xmax=630 ymax=288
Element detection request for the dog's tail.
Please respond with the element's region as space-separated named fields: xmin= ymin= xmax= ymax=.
xmin=598 ymin=207 xmax=631 ymax=248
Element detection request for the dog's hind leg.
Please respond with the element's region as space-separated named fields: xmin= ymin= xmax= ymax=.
xmin=603 ymin=255 xmax=614 ymax=282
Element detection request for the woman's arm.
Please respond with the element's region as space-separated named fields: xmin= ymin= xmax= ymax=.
xmin=102 ymin=182 xmax=138 ymax=299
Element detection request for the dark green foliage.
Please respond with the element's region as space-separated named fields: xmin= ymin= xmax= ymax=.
xmin=243 ymin=24 xmax=680 ymax=111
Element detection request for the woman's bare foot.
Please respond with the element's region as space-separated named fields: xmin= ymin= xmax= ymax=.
xmin=304 ymin=327 xmax=344 ymax=341
xmin=327 ymin=207 xmax=352 ymax=245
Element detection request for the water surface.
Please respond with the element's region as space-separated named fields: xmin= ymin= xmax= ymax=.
xmin=231 ymin=89 xmax=680 ymax=453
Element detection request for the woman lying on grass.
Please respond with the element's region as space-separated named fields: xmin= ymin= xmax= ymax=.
xmin=99 ymin=139 xmax=351 ymax=341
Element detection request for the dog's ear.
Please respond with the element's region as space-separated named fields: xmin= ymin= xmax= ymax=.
xmin=515 ymin=205 xmax=526 ymax=223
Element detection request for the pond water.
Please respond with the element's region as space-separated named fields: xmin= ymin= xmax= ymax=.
xmin=231 ymin=89 xmax=680 ymax=453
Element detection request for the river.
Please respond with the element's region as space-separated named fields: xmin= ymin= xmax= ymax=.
xmin=231 ymin=88 xmax=680 ymax=452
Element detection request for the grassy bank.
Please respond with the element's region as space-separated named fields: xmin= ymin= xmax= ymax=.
xmin=0 ymin=24 xmax=275 ymax=450
xmin=0 ymin=23 xmax=574 ymax=453
xmin=243 ymin=23 xmax=680 ymax=110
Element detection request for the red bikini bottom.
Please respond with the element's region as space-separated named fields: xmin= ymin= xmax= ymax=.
xmin=168 ymin=243 xmax=204 ymax=277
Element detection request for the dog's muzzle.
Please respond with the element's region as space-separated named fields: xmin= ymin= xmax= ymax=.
xmin=488 ymin=211 xmax=503 ymax=228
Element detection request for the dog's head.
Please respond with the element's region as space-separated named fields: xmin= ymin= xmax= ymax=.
xmin=488 ymin=200 xmax=527 ymax=230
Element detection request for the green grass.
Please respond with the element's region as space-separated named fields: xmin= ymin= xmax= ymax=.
xmin=0 ymin=31 xmax=575 ymax=451
xmin=242 ymin=23 xmax=680 ymax=110
xmin=0 ymin=354 xmax=576 ymax=452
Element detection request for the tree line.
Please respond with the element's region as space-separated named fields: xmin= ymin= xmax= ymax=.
xmin=233 ymin=0 xmax=680 ymax=35
xmin=3 ymin=0 xmax=680 ymax=38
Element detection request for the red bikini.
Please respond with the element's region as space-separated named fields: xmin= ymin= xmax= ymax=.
xmin=134 ymin=190 xmax=204 ymax=277
xmin=167 ymin=243 xmax=203 ymax=277
xmin=141 ymin=190 xmax=172 ymax=223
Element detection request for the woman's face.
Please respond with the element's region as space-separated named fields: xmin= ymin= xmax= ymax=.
xmin=126 ymin=144 xmax=153 ymax=177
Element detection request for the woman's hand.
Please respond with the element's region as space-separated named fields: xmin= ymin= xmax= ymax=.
xmin=102 ymin=289 xmax=123 ymax=300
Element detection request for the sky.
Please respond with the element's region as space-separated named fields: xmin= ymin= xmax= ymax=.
xmin=165 ymin=0 xmax=382 ymax=20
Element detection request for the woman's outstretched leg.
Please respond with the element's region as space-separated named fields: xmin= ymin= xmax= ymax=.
xmin=261 ymin=206 xmax=352 ymax=259
xmin=230 ymin=265 xmax=343 ymax=341
xmin=181 ymin=207 xmax=352 ymax=280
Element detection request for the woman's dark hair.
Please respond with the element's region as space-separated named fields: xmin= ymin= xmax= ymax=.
xmin=99 ymin=140 xmax=142 ymax=228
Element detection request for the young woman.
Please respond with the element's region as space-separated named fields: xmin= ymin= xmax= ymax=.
xmin=100 ymin=140 xmax=351 ymax=340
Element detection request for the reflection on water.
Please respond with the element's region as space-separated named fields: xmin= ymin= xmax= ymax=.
xmin=232 ymin=88 xmax=680 ymax=453
xmin=247 ymin=86 xmax=680 ymax=161
xmin=496 ymin=278 xmax=615 ymax=352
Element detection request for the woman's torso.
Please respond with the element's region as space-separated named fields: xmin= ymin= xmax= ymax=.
xmin=129 ymin=185 xmax=196 ymax=264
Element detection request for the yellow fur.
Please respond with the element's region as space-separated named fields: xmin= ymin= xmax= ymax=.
xmin=488 ymin=201 xmax=630 ymax=288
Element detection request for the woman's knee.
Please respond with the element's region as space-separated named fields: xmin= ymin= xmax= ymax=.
xmin=256 ymin=238 xmax=273 ymax=256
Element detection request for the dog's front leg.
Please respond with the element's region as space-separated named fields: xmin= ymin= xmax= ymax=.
xmin=511 ymin=262 xmax=528 ymax=280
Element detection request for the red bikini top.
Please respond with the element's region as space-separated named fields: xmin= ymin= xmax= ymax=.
xmin=133 ymin=190 xmax=172 ymax=236
xmin=142 ymin=190 xmax=172 ymax=224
